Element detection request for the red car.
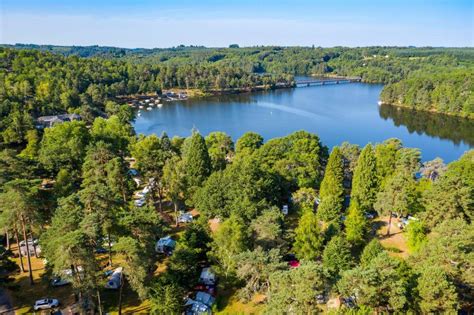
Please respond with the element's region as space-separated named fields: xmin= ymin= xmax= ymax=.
xmin=288 ymin=260 xmax=300 ymax=268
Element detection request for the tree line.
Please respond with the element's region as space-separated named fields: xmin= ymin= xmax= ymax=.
xmin=0 ymin=48 xmax=292 ymax=145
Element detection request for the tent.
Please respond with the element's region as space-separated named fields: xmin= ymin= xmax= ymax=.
xmin=105 ymin=267 xmax=123 ymax=289
xmin=155 ymin=236 xmax=176 ymax=254
xmin=185 ymin=299 xmax=211 ymax=315
xmin=185 ymin=291 xmax=215 ymax=315
xmin=195 ymin=291 xmax=215 ymax=307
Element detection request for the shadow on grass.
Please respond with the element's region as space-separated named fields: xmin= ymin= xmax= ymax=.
xmin=101 ymin=283 xmax=144 ymax=314
xmin=377 ymin=231 xmax=403 ymax=240
xmin=7 ymin=273 xmax=74 ymax=314
xmin=371 ymin=220 xmax=387 ymax=234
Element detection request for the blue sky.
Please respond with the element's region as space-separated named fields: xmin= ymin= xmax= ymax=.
xmin=1 ymin=0 xmax=473 ymax=48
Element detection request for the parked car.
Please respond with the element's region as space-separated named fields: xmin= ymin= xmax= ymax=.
xmin=364 ymin=212 xmax=376 ymax=219
xmin=398 ymin=216 xmax=418 ymax=229
xmin=128 ymin=169 xmax=139 ymax=176
xmin=135 ymin=199 xmax=146 ymax=207
xmin=51 ymin=277 xmax=70 ymax=287
xmin=134 ymin=191 xmax=146 ymax=199
xmin=283 ymin=253 xmax=300 ymax=268
xmin=19 ymin=239 xmax=41 ymax=256
xmin=19 ymin=239 xmax=38 ymax=247
xmin=34 ymin=298 xmax=59 ymax=311
xmin=178 ymin=212 xmax=193 ymax=223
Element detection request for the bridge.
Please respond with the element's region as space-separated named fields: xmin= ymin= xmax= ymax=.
xmin=295 ymin=76 xmax=362 ymax=87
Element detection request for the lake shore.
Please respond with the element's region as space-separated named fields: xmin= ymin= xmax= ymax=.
xmin=378 ymin=100 xmax=474 ymax=120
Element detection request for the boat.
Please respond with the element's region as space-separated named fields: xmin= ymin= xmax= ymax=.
xmin=139 ymin=105 xmax=144 ymax=109
xmin=157 ymin=103 xmax=163 ymax=108
xmin=147 ymin=106 xmax=153 ymax=111
xmin=377 ymin=100 xmax=383 ymax=106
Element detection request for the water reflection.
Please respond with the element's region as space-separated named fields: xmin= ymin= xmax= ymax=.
xmin=379 ymin=104 xmax=474 ymax=147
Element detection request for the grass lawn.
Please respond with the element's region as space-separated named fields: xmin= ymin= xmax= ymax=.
xmin=215 ymin=290 xmax=266 ymax=315
xmin=7 ymin=243 xmax=74 ymax=314
xmin=5 ymin=242 xmax=160 ymax=314
xmin=374 ymin=215 xmax=409 ymax=259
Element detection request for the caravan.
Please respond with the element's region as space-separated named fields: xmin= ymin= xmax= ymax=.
xmin=105 ymin=267 xmax=123 ymax=289
xmin=155 ymin=236 xmax=176 ymax=255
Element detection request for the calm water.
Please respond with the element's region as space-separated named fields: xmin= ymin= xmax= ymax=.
xmin=133 ymin=83 xmax=473 ymax=162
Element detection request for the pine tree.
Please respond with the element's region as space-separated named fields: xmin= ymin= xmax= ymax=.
xmin=374 ymin=170 xmax=417 ymax=235
xmin=210 ymin=215 xmax=249 ymax=276
xmin=351 ymin=144 xmax=379 ymax=213
xmin=360 ymin=238 xmax=384 ymax=266
xmin=322 ymin=235 xmax=353 ymax=280
xmin=293 ymin=210 xmax=323 ymax=261
xmin=344 ymin=201 xmax=368 ymax=245
xmin=418 ymin=266 xmax=458 ymax=313
xmin=318 ymin=147 xmax=344 ymax=222
xmin=181 ymin=131 xmax=211 ymax=202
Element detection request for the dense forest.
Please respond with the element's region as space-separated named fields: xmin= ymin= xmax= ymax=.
xmin=0 ymin=96 xmax=472 ymax=312
xmin=1 ymin=45 xmax=472 ymax=145
xmin=0 ymin=47 xmax=292 ymax=144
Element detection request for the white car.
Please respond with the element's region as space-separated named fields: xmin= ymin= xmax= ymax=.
xmin=134 ymin=191 xmax=146 ymax=199
xmin=135 ymin=199 xmax=146 ymax=207
xmin=34 ymin=298 xmax=59 ymax=310
xmin=51 ymin=276 xmax=70 ymax=287
xmin=178 ymin=212 xmax=193 ymax=223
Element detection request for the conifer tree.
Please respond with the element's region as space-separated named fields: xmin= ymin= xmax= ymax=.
xmin=418 ymin=266 xmax=458 ymax=313
xmin=318 ymin=147 xmax=344 ymax=222
xmin=293 ymin=210 xmax=323 ymax=261
xmin=374 ymin=170 xmax=417 ymax=235
xmin=322 ymin=235 xmax=353 ymax=280
xmin=344 ymin=201 xmax=368 ymax=245
xmin=351 ymin=144 xmax=379 ymax=213
xmin=360 ymin=238 xmax=384 ymax=266
xmin=181 ymin=131 xmax=211 ymax=202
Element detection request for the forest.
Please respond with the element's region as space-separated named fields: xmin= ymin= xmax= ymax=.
xmin=0 ymin=46 xmax=473 ymax=146
xmin=0 ymin=45 xmax=472 ymax=313
xmin=0 ymin=103 xmax=472 ymax=313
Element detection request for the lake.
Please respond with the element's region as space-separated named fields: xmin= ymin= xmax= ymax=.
xmin=133 ymin=83 xmax=473 ymax=162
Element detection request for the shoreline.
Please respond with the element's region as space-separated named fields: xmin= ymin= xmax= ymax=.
xmin=378 ymin=101 xmax=474 ymax=120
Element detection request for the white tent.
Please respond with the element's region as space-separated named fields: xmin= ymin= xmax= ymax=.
xmin=105 ymin=267 xmax=123 ymax=289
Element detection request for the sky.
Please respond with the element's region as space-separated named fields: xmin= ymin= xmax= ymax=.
xmin=1 ymin=0 xmax=473 ymax=48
